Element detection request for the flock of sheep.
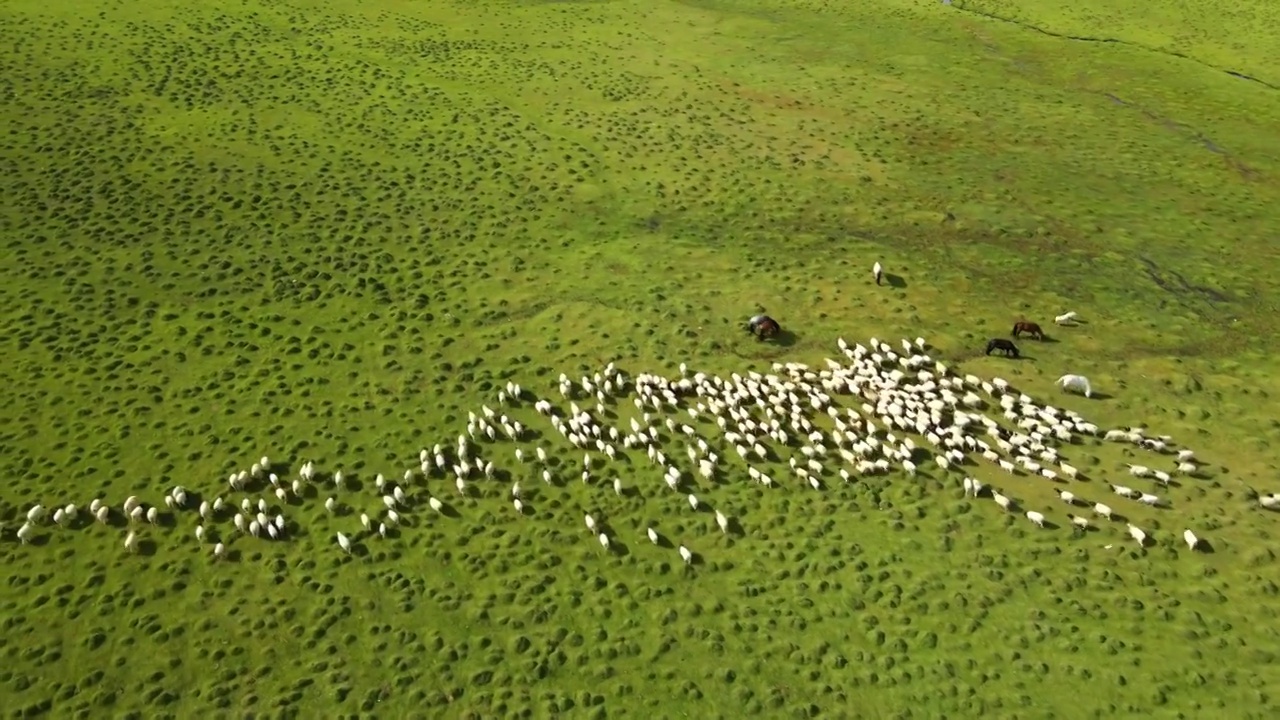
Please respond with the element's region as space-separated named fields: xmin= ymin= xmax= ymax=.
xmin=6 ymin=335 xmax=1278 ymax=562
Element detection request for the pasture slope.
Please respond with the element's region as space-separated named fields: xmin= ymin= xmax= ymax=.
xmin=2 ymin=0 xmax=1279 ymax=717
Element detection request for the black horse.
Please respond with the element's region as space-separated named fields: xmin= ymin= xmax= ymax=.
xmin=986 ymin=338 xmax=1019 ymax=357
xmin=746 ymin=314 xmax=781 ymax=341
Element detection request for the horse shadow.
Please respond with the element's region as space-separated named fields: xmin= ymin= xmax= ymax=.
xmin=1036 ymin=335 xmax=1061 ymax=344
xmin=767 ymin=330 xmax=799 ymax=348
xmin=884 ymin=273 xmax=907 ymax=289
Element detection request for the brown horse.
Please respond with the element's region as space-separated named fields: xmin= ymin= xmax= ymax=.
xmin=1012 ymin=321 xmax=1044 ymax=340
xmin=747 ymin=315 xmax=781 ymax=341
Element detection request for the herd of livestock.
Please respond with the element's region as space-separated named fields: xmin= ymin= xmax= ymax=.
xmin=9 ymin=329 xmax=1275 ymax=563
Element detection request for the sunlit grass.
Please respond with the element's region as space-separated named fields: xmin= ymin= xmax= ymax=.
xmin=1 ymin=0 xmax=1278 ymax=716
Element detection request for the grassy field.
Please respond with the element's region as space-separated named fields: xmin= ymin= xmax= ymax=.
xmin=2 ymin=0 xmax=1280 ymax=716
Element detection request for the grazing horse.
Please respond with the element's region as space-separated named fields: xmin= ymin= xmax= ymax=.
xmin=1012 ymin=321 xmax=1044 ymax=340
xmin=746 ymin=314 xmax=781 ymax=341
xmin=986 ymin=338 xmax=1020 ymax=357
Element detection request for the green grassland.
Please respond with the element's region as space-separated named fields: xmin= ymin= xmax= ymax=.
xmin=2 ymin=0 xmax=1280 ymax=716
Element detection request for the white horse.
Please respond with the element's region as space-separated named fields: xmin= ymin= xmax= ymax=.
xmin=1057 ymin=374 xmax=1092 ymax=398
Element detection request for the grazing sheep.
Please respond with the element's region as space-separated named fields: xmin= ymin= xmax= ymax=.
xmin=873 ymin=261 xmax=883 ymax=285
xmin=993 ymin=492 xmax=1013 ymax=511
xmin=1093 ymin=503 xmax=1113 ymax=520
xmin=1259 ymin=494 xmax=1279 ymax=511
xmin=1025 ymin=510 xmax=1046 ymax=528
xmin=1056 ymin=374 xmax=1092 ymax=398
xmin=1183 ymin=529 xmax=1200 ymax=551
xmin=715 ymin=510 xmax=730 ymax=534
xmin=336 ymin=532 xmax=352 ymax=554
xmin=1127 ymin=523 xmax=1148 ymax=546
xmin=1057 ymin=489 xmax=1077 ymax=505
xmin=1068 ymin=514 xmax=1090 ymax=530
xmin=1054 ymin=312 xmax=1078 ymax=325
xmin=679 ymin=545 xmax=693 ymax=564
xmin=647 ymin=527 xmax=660 ymax=545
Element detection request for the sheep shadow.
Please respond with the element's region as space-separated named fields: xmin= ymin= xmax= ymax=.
xmin=764 ymin=330 xmax=799 ymax=348
xmin=654 ymin=534 xmax=675 ymax=549
xmin=438 ymin=503 xmax=462 ymax=519
xmin=606 ymin=539 xmax=631 ymax=557
xmin=1040 ymin=520 xmax=1061 ymax=531
xmin=1194 ymin=539 xmax=1217 ymax=554
xmin=137 ymin=539 xmax=159 ymax=557
xmin=884 ymin=273 xmax=907 ymax=288
xmin=1086 ymin=392 xmax=1114 ymax=401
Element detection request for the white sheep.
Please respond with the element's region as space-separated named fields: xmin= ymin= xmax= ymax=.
xmin=1025 ymin=510 xmax=1046 ymax=528
xmin=1057 ymin=489 xmax=1076 ymax=505
xmin=1093 ymin=503 xmax=1113 ymax=520
xmin=647 ymin=527 xmax=660 ymax=545
xmin=993 ymin=492 xmax=1013 ymax=511
xmin=1056 ymin=374 xmax=1092 ymax=398
xmin=679 ymin=545 xmax=693 ymax=564
xmin=1054 ymin=311 xmax=1078 ymax=325
xmin=1183 ymin=529 xmax=1200 ymax=551
xmin=1127 ymin=523 xmax=1148 ymax=546
xmin=1068 ymin=514 xmax=1090 ymax=530
xmin=873 ymin=261 xmax=883 ymax=285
